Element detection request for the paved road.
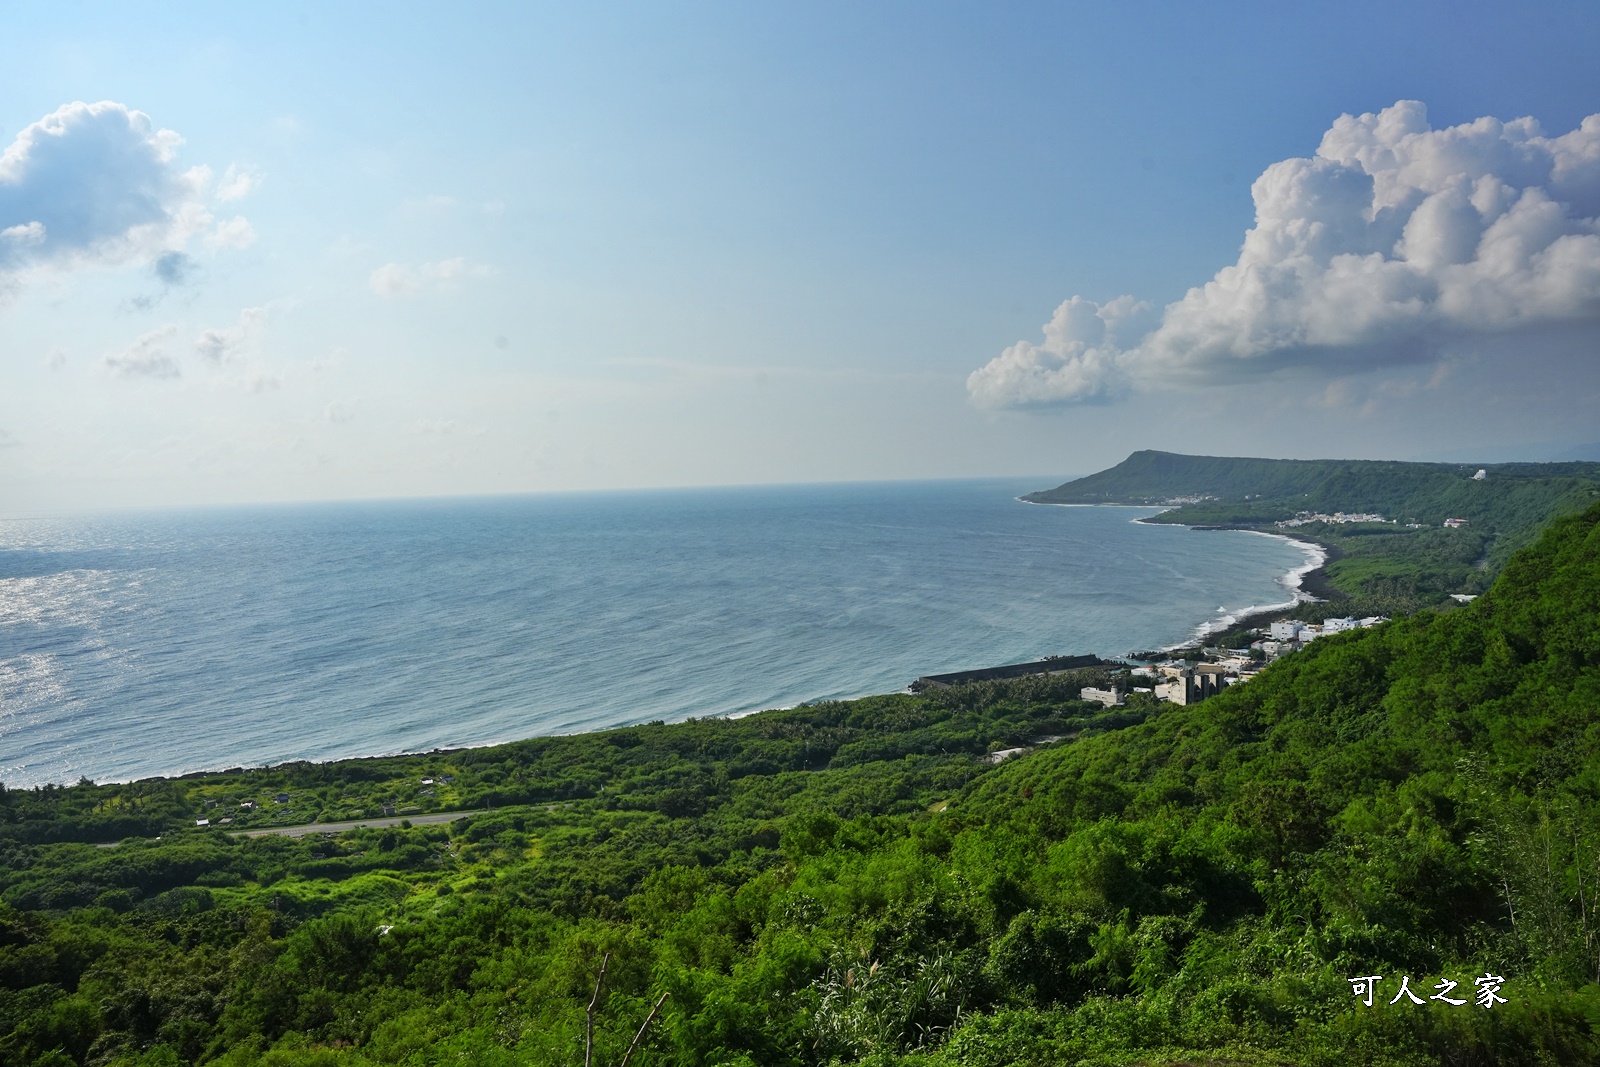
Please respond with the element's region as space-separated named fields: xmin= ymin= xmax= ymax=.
xmin=232 ymin=810 xmax=480 ymax=839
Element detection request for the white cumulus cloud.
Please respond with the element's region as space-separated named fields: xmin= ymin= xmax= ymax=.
xmin=0 ymin=101 xmax=217 ymax=288
xmin=969 ymin=101 xmax=1600 ymax=409
xmin=965 ymin=295 xmax=1154 ymax=409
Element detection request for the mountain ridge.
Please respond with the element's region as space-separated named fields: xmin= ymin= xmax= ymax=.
xmin=1024 ymin=449 xmax=1600 ymax=515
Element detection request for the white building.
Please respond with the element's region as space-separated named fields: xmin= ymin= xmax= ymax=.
xmin=1080 ymin=686 xmax=1124 ymax=707
xmin=1323 ymin=617 xmax=1358 ymax=634
xmin=1269 ymin=620 xmax=1304 ymax=641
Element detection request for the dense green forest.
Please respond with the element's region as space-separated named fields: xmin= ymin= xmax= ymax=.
xmin=1025 ymin=451 xmax=1600 ymax=620
xmin=3 ymin=502 xmax=1599 ymax=1064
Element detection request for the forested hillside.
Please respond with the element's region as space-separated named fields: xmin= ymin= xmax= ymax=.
xmin=3 ymin=506 xmax=1599 ymax=1066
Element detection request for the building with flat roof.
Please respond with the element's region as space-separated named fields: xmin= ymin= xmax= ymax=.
xmin=1269 ymin=620 xmax=1305 ymax=641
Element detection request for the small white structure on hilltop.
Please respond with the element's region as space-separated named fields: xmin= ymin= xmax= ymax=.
xmin=1473 ymin=469 xmax=1487 ymax=480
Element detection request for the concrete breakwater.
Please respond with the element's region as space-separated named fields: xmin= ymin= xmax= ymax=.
xmin=909 ymin=653 xmax=1103 ymax=691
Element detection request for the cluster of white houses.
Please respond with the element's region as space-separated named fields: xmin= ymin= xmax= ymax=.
xmin=1260 ymin=615 xmax=1387 ymax=657
xmin=1079 ymin=613 xmax=1392 ymax=710
xmin=1276 ymin=511 xmax=1390 ymax=527
xmin=1275 ymin=511 xmax=1473 ymax=530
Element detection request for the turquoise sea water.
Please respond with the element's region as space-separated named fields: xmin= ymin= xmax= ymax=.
xmin=0 ymin=479 xmax=1314 ymax=788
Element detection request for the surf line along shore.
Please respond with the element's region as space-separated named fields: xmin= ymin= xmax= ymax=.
xmin=1018 ymin=499 xmax=1335 ymax=648
xmin=1137 ymin=513 xmax=1335 ymax=645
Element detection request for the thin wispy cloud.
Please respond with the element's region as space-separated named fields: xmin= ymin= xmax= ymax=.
xmin=205 ymin=216 xmax=257 ymax=250
xmin=970 ymin=102 xmax=1600 ymax=410
xmin=215 ymin=164 xmax=260 ymax=202
xmin=128 ymin=250 xmax=201 ymax=310
xmin=368 ymin=257 xmax=492 ymax=298
xmin=413 ymin=418 xmax=458 ymax=435
xmin=402 ymin=194 xmax=458 ymax=214
xmin=194 ymin=306 xmax=267 ymax=363
xmin=104 ymin=324 xmax=181 ymax=379
xmin=246 ymin=370 xmax=282 ymax=393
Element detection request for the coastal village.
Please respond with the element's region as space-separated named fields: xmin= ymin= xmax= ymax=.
xmin=1084 ymin=609 xmax=1390 ymax=708
xmin=1275 ymin=509 xmax=1471 ymax=529
xmin=912 ymin=613 xmax=1390 ymax=717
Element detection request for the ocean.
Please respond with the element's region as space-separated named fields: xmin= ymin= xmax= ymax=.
xmin=0 ymin=479 xmax=1315 ymax=788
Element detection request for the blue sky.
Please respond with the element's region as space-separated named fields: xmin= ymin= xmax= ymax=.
xmin=2 ymin=2 xmax=1598 ymax=512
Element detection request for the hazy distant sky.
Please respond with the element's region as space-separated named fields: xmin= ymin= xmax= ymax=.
xmin=2 ymin=2 xmax=1598 ymax=513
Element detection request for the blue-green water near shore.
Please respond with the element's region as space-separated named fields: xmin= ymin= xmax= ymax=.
xmin=0 ymin=479 xmax=1313 ymax=788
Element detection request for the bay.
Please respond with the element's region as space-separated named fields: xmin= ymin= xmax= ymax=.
xmin=0 ymin=479 xmax=1314 ymax=788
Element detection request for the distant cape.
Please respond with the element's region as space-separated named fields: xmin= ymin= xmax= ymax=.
xmin=1023 ymin=449 xmax=1600 ymax=517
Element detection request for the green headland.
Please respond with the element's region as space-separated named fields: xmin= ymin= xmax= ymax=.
xmin=1028 ymin=450 xmax=1600 ymax=629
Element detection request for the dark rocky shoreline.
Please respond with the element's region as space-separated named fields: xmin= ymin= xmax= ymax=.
xmin=1185 ymin=524 xmax=1344 ymax=601
xmin=1154 ymin=526 xmax=1346 ymax=653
